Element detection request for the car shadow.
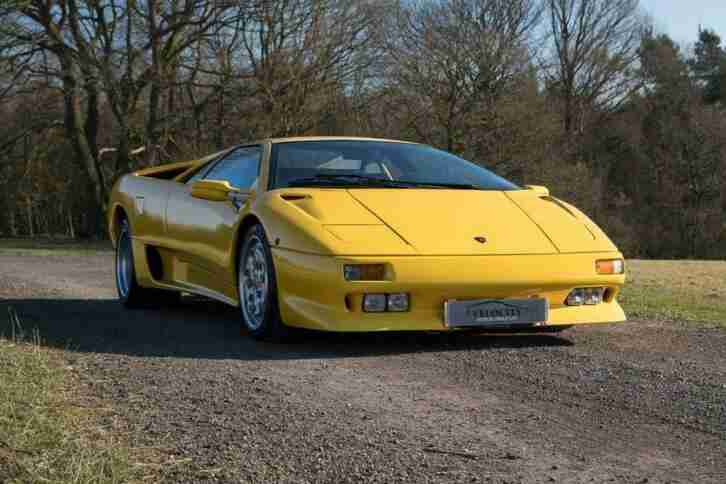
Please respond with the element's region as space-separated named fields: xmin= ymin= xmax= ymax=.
xmin=0 ymin=298 xmax=572 ymax=360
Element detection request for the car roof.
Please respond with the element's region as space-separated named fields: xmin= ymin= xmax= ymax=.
xmin=263 ymin=136 xmax=418 ymax=145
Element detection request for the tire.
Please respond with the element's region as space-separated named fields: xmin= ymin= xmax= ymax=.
xmin=115 ymin=219 xmax=179 ymax=308
xmin=237 ymin=224 xmax=286 ymax=340
xmin=536 ymin=325 xmax=573 ymax=334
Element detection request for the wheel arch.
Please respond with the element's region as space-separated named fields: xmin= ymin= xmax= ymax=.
xmin=233 ymin=212 xmax=287 ymax=339
xmin=109 ymin=203 xmax=130 ymax=248
xmin=233 ymin=213 xmax=266 ymax=280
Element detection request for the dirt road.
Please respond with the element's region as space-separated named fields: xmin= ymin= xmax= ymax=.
xmin=1 ymin=254 xmax=724 ymax=483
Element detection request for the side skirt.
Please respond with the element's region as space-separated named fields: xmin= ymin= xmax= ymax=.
xmin=151 ymin=279 xmax=239 ymax=307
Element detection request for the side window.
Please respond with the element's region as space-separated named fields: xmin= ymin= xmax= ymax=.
xmin=186 ymin=164 xmax=211 ymax=184
xmin=185 ymin=153 xmax=228 ymax=185
xmin=203 ymin=146 xmax=261 ymax=190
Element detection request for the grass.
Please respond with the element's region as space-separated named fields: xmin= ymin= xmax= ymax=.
xmin=620 ymin=260 xmax=726 ymax=328
xmin=0 ymin=238 xmax=111 ymax=256
xmin=0 ymin=310 xmax=156 ymax=484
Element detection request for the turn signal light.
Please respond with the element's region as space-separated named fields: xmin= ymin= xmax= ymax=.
xmin=596 ymin=259 xmax=625 ymax=275
xmin=344 ymin=264 xmax=386 ymax=281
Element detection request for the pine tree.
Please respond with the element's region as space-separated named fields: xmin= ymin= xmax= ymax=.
xmin=689 ymin=28 xmax=726 ymax=105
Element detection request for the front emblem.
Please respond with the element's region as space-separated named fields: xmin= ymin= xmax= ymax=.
xmin=474 ymin=236 xmax=487 ymax=244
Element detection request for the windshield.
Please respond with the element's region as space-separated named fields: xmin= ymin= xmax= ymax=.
xmin=269 ymin=141 xmax=519 ymax=191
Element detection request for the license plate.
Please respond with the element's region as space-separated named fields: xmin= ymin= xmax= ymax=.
xmin=444 ymin=298 xmax=548 ymax=328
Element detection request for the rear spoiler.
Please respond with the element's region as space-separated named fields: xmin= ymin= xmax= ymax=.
xmin=133 ymin=160 xmax=199 ymax=180
xmin=133 ymin=148 xmax=235 ymax=180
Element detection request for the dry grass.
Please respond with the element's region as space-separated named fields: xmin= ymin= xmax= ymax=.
xmin=0 ymin=238 xmax=111 ymax=256
xmin=620 ymin=260 xmax=726 ymax=327
xmin=0 ymin=310 xmax=163 ymax=484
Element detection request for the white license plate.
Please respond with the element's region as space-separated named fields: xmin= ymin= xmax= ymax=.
xmin=444 ymin=298 xmax=549 ymax=328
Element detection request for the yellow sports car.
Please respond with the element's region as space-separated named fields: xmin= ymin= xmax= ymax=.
xmin=108 ymin=137 xmax=626 ymax=339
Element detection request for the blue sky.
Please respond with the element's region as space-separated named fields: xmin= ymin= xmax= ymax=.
xmin=640 ymin=0 xmax=726 ymax=46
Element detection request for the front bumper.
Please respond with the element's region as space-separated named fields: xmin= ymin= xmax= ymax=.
xmin=272 ymin=249 xmax=626 ymax=332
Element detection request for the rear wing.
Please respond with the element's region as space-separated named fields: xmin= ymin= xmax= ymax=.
xmin=133 ymin=160 xmax=198 ymax=180
xmin=132 ymin=148 xmax=235 ymax=181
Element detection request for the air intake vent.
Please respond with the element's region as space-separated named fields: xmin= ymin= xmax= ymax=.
xmin=280 ymin=194 xmax=310 ymax=201
xmin=145 ymin=246 xmax=164 ymax=280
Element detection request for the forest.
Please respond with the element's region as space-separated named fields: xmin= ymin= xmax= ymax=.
xmin=0 ymin=0 xmax=725 ymax=259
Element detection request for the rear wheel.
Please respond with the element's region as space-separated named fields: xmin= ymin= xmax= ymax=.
xmin=115 ymin=219 xmax=179 ymax=308
xmin=238 ymin=224 xmax=286 ymax=340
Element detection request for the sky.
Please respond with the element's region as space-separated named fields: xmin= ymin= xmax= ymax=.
xmin=640 ymin=0 xmax=726 ymax=46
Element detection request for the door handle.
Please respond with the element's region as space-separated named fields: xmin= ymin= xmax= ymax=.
xmin=135 ymin=196 xmax=145 ymax=215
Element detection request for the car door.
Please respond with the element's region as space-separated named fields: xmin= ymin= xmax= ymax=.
xmin=165 ymin=146 xmax=262 ymax=302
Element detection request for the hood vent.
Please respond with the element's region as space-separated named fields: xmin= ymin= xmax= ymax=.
xmin=540 ymin=196 xmax=578 ymax=219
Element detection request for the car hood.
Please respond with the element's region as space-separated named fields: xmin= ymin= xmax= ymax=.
xmin=346 ymin=189 xmax=617 ymax=255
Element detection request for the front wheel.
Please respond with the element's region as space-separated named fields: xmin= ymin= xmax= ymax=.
xmin=238 ymin=224 xmax=286 ymax=340
xmin=115 ymin=219 xmax=179 ymax=308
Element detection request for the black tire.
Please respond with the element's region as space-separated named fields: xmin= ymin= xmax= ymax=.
xmin=115 ymin=219 xmax=180 ymax=308
xmin=535 ymin=325 xmax=573 ymax=334
xmin=237 ymin=224 xmax=286 ymax=340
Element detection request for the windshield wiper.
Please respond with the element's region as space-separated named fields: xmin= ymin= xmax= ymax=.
xmin=394 ymin=180 xmax=480 ymax=190
xmin=287 ymin=174 xmax=411 ymax=188
xmin=287 ymin=174 xmax=480 ymax=190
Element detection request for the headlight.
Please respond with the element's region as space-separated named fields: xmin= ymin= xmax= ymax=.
xmin=361 ymin=293 xmax=410 ymax=312
xmin=566 ymin=288 xmax=585 ymax=306
xmin=387 ymin=293 xmax=410 ymax=312
xmin=566 ymin=287 xmax=604 ymax=306
xmin=362 ymin=294 xmax=387 ymax=312
xmin=583 ymin=287 xmax=604 ymax=305
xmin=596 ymin=259 xmax=624 ymax=275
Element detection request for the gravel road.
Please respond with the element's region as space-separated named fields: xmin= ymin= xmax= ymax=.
xmin=1 ymin=253 xmax=724 ymax=483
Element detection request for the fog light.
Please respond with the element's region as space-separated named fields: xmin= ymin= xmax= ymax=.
xmin=583 ymin=287 xmax=604 ymax=305
xmin=344 ymin=264 xmax=385 ymax=281
xmin=566 ymin=288 xmax=585 ymax=306
xmin=363 ymin=294 xmax=387 ymax=312
xmin=596 ymin=259 xmax=624 ymax=275
xmin=387 ymin=293 xmax=410 ymax=312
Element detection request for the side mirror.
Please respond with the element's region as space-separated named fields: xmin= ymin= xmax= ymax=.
xmin=525 ymin=185 xmax=549 ymax=196
xmin=191 ymin=179 xmax=246 ymax=202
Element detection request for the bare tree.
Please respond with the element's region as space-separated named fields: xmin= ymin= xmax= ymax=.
xmin=545 ymin=0 xmax=643 ymax=134
xmin=233 ymin=0 xmax=384 ymax=137
xmin=386 ymin=0 xmax=542 ymax=151
xmin=0 ymin=0 xmax=233 ymax=210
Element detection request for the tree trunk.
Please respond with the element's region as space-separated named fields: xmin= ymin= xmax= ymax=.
xmin=59 ymin=57 xmax=107 ymax=236
xmin=25 ymin=196 xmax=34 ymax=238
xmin=115 ymin=122 xmax=132 ymax=174
xmin=84 ymin=80 xmax=100 ymax=162
xmin=60 ymin=59 xmax=107 ymax=210
xmin=216 ymin=89 xmax=225 ymax=150
xmin=146 ymin=80 xmax=161 ymax=165
xmin=67 ymin=210 xmax=76 ymax=239
xmin=9 ymin=209 xmax=18 ymax=237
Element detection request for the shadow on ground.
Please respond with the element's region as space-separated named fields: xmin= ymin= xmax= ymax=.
xmin=0 ymin=298 xmax=571 ymax=360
